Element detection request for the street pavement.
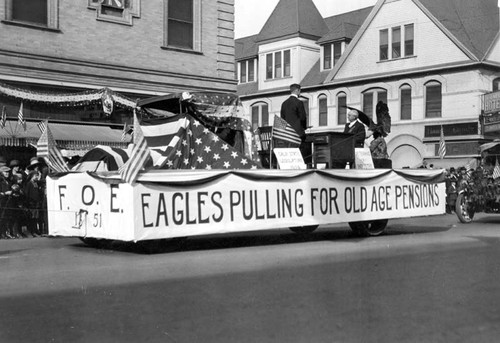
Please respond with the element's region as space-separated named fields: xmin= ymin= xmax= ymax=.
xmin=1 ymin=213 xmax=500 ymax=342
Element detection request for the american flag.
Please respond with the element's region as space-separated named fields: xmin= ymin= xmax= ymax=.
xmin=37 ymin=122 xmax=69 ymax=173
xmin=140 ymin=114 xmax=260 ymax=170
xmin=493 ymin=158 xmax=500 ymax=179
xmin=438 ymin=126 xmax=446 ymax=159
xmin=272 ymin=115 xmax=302 ymax=145
xmin=0 ymin=106 xmax=6 ymax=129
xmin=121 ymin=121 xmax=130 ymax=142
xmin=37 ymin=120 xmax=47 ymax=133
xmin=119 ymin=112 xmax=151 ymax=183
xmin=18 ymin=102 xmax=26 ymax=131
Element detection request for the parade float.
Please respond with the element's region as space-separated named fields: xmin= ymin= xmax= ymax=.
xmin=43 ymin=92 xmax=447 ymax=247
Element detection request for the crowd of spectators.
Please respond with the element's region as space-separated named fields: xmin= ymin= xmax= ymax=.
xmin=444 ymin=164 xmax=500 ymax=214
xmin=0 ymin=156 xmax=48 ymax=239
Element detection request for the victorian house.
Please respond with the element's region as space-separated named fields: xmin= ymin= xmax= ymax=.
xmin=236 ymin=0 xmax=500 ymax=168
xmin=0 ymin=0 xmax=236 ymax=161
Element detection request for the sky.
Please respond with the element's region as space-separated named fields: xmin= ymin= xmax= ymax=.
xmin=234 ymin=0 xmax=378 ymax=38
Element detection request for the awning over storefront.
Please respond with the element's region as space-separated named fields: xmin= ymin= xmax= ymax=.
xmin=0 ymin=120 xmax=129 ymax=149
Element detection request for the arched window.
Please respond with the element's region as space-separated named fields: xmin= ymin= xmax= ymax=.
xmin=362 ymin=88 xmax=387 ymax=119
xmin=493 ymin=77 xmax=500 ymax=91
xmin=337 ymin=92 xmax=347 ymax=125
xmin=250 ymin=102 xmax=269 ymax=132
xmin=400 ymin=84 xmax=412 ymax=120
xmin=425 ymin=81 xmax=442 ymax=118
xmin=318 ymin=94 xmax=328 ymax=126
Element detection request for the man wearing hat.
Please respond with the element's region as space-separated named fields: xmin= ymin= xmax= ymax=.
xmin=0 ymin=156 xmax=6 ymax=168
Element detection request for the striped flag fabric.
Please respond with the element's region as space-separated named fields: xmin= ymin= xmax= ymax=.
xmin=272 ymin=115 xmax=302 ymax=145
xmin=0 ymin=106 xmax=6 ymax=129
xmin=119 ymin=111 xmax=151 ymax=184
xmin=121 ymin=121 xmax=130 ymax=142
xmin=438 ymin=126 xmax=446 ymax=159
xmin=37 ymin=122 xmax=69 ymax=173
xmin=138 ymin=113 xmax=260 ymax=170
xmin=37 ymin=120 xmax=47 ymax=133
xmin=18 ymin=102 xmax=26 ymax=131
xmin=493 ymin=158 xmax=500 ymax=179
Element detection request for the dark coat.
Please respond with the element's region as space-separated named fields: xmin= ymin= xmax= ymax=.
xmin=344 ymin=120 xmax=366 ymax=148
xmin=280 ymin=96 xmax=307 ymax=139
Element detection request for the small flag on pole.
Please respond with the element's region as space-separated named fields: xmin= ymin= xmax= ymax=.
xmin=493 ymin=158 xmax=500 ymax=179
xmin=121 ymin=122 xmax=130 ymax=142
xmin=18 ymin=102 xmax=26 ymax=131
xmin=272 ymin=115 xmax=302 ymax=145
xmin=438 ymin=126 xmax=446 ymax=159
xmin=37 ymin=122 xmax=69 ymax=173
xmin=0 ymin=106 xmax=6 ymax=129
xmin=37 ymin=120 xmax=47 ymax=133
xmin=119 ymin=111 xmax=151 ymax=184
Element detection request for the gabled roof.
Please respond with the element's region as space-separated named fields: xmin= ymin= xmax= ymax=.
xmin=256 ymin=0 xmax=328 ymax=43
xmin=235 ymin=34 xmax=259 ymax=61
xmin=417 ymin=0 xmax=499 ymax=59
xmin=325 ymin=0 xmax=500 ymax=83
xmin=318 ymin=7 xmax=373 ymax=44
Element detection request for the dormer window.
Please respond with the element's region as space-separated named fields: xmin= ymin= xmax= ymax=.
xmin=239 ymin=59 xmax=256 ymax=83
xmin=323 ymin=42 xmax=342 ymax=70
xmin=265 ymin=49 xmax=291 ymax=80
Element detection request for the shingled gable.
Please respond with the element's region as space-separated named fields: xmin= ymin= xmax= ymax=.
xmin=235 ymin=34 xmax=259 ymax=61
xmin=255 ymin=0 xmax=328 ymax=43
xmin=324 ymin=0 xmax=500 ymax=83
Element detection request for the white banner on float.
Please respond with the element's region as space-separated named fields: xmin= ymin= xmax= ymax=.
xmin=47 ymin=170 xmax=446 ymax=241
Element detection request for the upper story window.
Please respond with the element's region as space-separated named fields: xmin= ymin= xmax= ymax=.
xmin=318 ymin=95 xmax=328 ymax=126
xmin=323 ymin=42 xmax=342 ymax=70
xmin=163 ymin=0 xmax=201 ymax=51
xmin=337 ymin=92 xmax=347 ymax=125
xmin=239 ymin=59 xmax=256 ymax=83
xmin=380 ymin=23 xmax=414 ymax=61
xmin=88 ymin=0 xmax=140 ymax=26
xmin=425 ymin=81 xmax=442 ymax=118
xmin=363 ymin=89 xmax=387 ymax=119
xmin=400 ymin=84 xmax=412 ymax=120
xmin=251 ymin=103 xmax=269 ymax=132
xmin=493 ymin=77 xmax=500 ymax=91
xmin=4 ymin=0 xmax=58 ymax=29
xmin=266 ymin=49 xmax=291 ymax=80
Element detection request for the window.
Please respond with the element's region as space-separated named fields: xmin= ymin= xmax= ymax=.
xmin=251 ymin=103 xmax=269 ymax=132
xmin=380 ymin=24 xmax=414 ymax=61
xmin=88 ymin=0 xmax=140 ymax=26
xmin=4 ymin=0 xmax=58 ymax=29
xmin=239 ymin=59 xmax=256 ymax=83
xmin=493 ymin=77 xmax=500 ymax=91
xmin=392 ymin=27 xmax=401 ymax=58
xmin=265 ymin=49 xmax=291 ymax=79
xmin=404 ymin=24 xmax=414 ymax=56
xmin=163 ymin=0 xmax=201 ymax=51
xmin=425 ymin=82 xmax=442 ymax=118
xmin=318 ymin=95 xmax=328 ymax=126
xmin=337 ymin=93 xmax=347 ymax=125
xmin=380 ymin=29 xmax=389 ymax=61
xmin=323 ymin=42 xmax=342 ymax=70
xmin=400 ymin=85 xmax=412 ymax=120
xmin=362 ymin=89 xmax=387 ymax=119
xmin=324 ymin=44 xmax=332 ymax=69
xmin=333 ymin=42 xmax=342 ymax=65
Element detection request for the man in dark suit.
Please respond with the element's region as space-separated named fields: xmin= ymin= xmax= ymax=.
xmin=343 ymin=109 xmax=366 ymax=148
xmin=280 ymin=83 xmax=310 ymax=163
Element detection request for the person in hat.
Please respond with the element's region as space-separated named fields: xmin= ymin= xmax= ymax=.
xmin=24 ymin=170 xmax=43 ymax=237
xmin=344 ymin=109 xmax=367 ymax=148
xmin=9 ymin=159 xmax=26 ymax=183
xmin=26 ymin=156 xmax=43 ymax=172
xmin=280 ymin=83 xmax=311 ymax=164
xmin=0 ymin=156 xmax=6 ymax=167
xmin=0 ymin=165 xmax=12 ymax=238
